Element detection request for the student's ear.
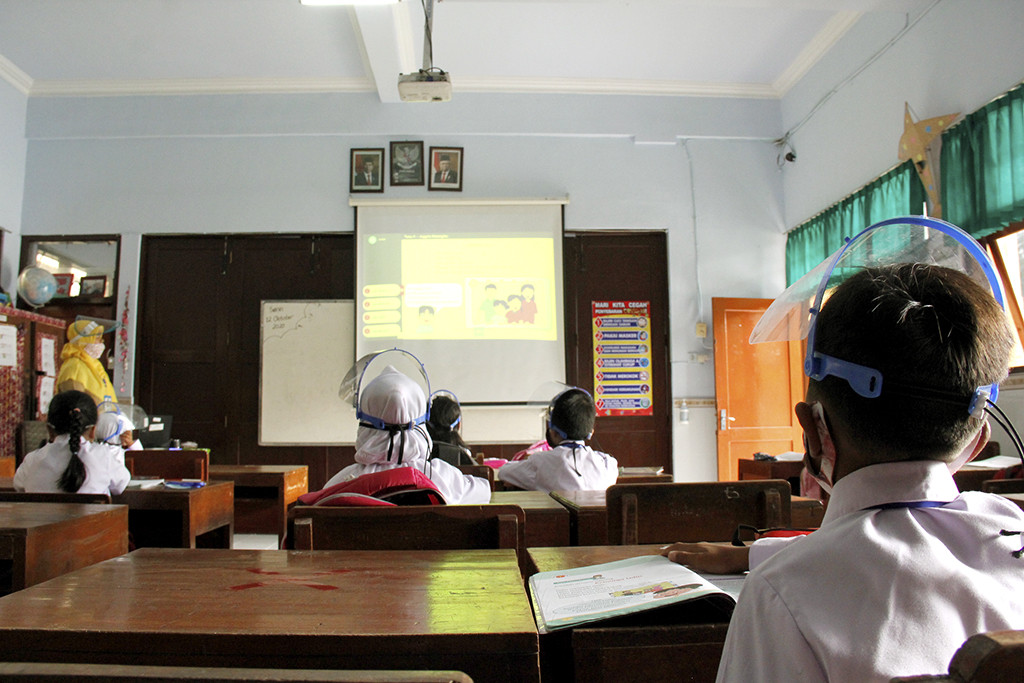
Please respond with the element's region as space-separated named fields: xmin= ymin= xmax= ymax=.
xmin=964 ymin=419 xmax=992 ymax=465
xmin=794 ymin=402 xmax=821 ymax=461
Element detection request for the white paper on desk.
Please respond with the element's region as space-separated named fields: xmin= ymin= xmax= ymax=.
xmin=40 ymin=338 xmax=56 ymax=376
xmin=774 ymin=451 xmax=804 ymax=462
xmin=963 ymin=456 xmax=1020 ymax=470
xmin=528 ymin=555 xmax=735 ymax=633
xmin=0 ymin=324 xmax=16 ymax=367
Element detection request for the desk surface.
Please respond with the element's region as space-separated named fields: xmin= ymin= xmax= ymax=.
xmin=209 ymin=464 xmax=308 ymax=538
xmin=527 ymin=543 xmax=664 ymax=575
xmin=0 ymin=502 xmax=128 ymax=592
xmin=490 ymin=490 xmax=570 ymax=548
xmin=549 ymin=490 xmax=608 ymax=545
xmin=0 ymin=547 xmax=539 ymax=683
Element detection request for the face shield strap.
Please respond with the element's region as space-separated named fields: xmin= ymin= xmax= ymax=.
xmin=358 ymin=415 xmax=423 ymax=466
xmin=808 ymin=352 xmax=883 ymax=399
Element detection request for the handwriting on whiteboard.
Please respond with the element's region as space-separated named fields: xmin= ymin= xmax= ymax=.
xmin=262 ymin=302 xmax=318 ymax=342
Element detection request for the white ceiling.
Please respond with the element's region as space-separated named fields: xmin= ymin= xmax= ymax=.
xmin=0 ymin=0 xmax=935 ymax=103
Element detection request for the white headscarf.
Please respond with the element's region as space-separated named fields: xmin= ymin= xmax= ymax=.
xmin=95 ymin=410 xmax=133 ymax=446
xmin=354 ymin=366 xmax=432 ymax=466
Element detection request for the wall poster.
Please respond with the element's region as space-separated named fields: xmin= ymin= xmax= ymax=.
xmin=592 ymin=300 xmax=653 ymax=416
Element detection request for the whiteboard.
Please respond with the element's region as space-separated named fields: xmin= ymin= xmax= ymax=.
xmin=259 ymin=300 xmax=357 ymax=445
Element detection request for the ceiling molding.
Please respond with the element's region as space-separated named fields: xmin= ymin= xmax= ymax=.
xmin=773 ymin=10 xmax=861 ymax=95
xmin=0 ymin=53 xmax=33 ymax=95
xmin=454 ymin=76 xmax=780 ymax=99
xmin=27 ymin=77 xmax=375 ymax=97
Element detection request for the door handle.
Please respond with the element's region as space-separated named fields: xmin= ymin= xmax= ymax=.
xmin=720 ymin=410 xmax=736 ymax=430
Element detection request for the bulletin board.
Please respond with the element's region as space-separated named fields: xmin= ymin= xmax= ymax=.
xmin=258 ymin=300 xmax=357 ymax=445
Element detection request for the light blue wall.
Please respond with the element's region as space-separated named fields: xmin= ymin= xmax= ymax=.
xmin=0 ymin=78 xmax=27 ymax=295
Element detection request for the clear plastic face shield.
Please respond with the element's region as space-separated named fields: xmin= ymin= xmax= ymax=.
xmin=339 ymin=348 xmax=431 ymax=432
xmin=96 ymin=400 xmax=148 ymax=445
xmin=750 ymin=216 xmax=1005 ymax=416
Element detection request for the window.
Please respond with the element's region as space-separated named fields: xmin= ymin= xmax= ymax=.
xmin=983 ymin=222 xmax=1024 ymax=369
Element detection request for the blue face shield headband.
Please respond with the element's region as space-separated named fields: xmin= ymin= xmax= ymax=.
xmin=339 ymin=347 xmax=431 ymax=433
xmin=751 ymin=216 xmax=1006 ymax=419
xmin=428 ymin=390 xmax=462 ymax=429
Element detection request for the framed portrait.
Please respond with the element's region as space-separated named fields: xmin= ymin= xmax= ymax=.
xmin=390 ymin=141 xmax=424 ymax=186
xmin=350 ymin=148 xmax=385 ymax=193
xmin=428 ymin=146 xmax=463 ymax=192
xmin=52 ymin=273 xmax=74 ymax=297
xmin=80 ymin=275 xmax=107 ymax=297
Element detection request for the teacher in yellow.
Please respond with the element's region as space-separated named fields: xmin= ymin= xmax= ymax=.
xmin=56 ymin=319 xmax=117 ymax=406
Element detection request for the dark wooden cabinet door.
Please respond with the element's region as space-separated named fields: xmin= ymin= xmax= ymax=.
xmin=562 ymin=232 xmax=672 ymax=474
xmin=137 ymin=235 xmax=354 ymax=488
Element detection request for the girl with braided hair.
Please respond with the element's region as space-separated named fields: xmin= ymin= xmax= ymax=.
xmin=14 ymin=390 xmax=131 ymax=495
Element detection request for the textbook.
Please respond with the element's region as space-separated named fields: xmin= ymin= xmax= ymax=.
xmin=127 ymin=476 xmax=164 ymax=488
xmin=528 ymin=555 xmax=741 ymax=633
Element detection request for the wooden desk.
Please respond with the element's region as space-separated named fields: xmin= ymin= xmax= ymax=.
xmin=953 ymin=465 xmax=1003 ymax=492
xmin=791 ymin=495 xmax=825 ymax=528
xmin=0 ymin=455 xmax=14 ymax=477
xmin=527 ymin=545 xmax=732 ymax=683
xmin=490 ymin=490 xmax=570 ymax=547
xmin=549 ymin=490 xmax=608 ymax=545
xmin=1000 ymin=493 xmax=1024 ymax=512
xmin=737 ymin=458 xmax=803 ymax=495
xmin=209 ymin=464 xmax=308 ymax=541
xmin=0 ymin=502 xmax=128 ymax=594
xmin=113 ymin=480 xmax=234 ymax=549
xmin=0 ymin=476 xmax=14 ymax=491
xmin=0 ymin=548 xmax=540 ymax=683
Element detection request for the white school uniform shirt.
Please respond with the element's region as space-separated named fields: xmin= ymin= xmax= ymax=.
xmin=14 ymin=435 xmax=132 ymax=496
xmin=497 ymin=441 xmax=618 ymax=492
xmin=322 ymin=366 xmax=491 ymax=505
xmin=717 ymin=459 xmax=1024 ymax=683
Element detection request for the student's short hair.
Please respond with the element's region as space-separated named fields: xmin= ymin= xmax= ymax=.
xmin=811 ymin=263 xmax=1013 ymax=462
xmin=549 ymin=388 xmax=596 ymax=441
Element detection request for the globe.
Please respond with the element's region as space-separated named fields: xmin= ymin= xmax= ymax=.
xmin=17 ymin=267 xmax=57 ymax=308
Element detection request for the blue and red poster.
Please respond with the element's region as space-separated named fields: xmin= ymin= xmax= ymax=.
xmin=592 ymin=301 xmax=653 ymax=416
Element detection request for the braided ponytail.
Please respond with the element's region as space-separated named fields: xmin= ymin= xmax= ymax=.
xmin=48 ymin=391 xmax=98 ymax=493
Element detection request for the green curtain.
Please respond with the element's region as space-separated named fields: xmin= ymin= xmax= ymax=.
xmin=942 ymin=83 xmax=1024 ymax=239
xmin=785 ymin=161 xmax=924 ymax=285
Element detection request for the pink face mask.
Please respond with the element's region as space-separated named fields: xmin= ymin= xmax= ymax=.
xmin=84 ymin=342 xmax=105 ymax=359
xmin=801 ymin=401 xmax=837 ymax=497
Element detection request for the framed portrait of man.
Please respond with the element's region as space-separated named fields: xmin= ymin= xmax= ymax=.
xmin=351 ymin=148 xmax=384 ymax=193
xmin=390 ymin=141 xmax=424 ymax=186
xmin=428 ymin=146 xmax=463 ymax=192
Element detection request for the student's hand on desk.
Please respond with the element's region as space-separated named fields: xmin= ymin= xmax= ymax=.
xmin=660 ymin=542 xmax=750 ymax=574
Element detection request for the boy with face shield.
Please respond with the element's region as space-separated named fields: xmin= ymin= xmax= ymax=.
xmin=691 ymin=219 xmax=1024 ymax=683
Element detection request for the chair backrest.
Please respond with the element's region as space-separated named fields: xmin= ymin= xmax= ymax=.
xmin=982 ymin=478 xmax=1024 ymax=494
xmin=889 ymin=629 xmax=1024 ymax=683
xmin=16 ymin=420 xmax=50 ymax=465
xmin=0 ymin=491 xmax=111 ymax=504
xmin=125 ymin=449 xmax=209 ymax=481
xmin=457 ymin=464 xmax=496 ymax=491
xmin=606 ymin=480 xmax=792 ymax=545
xmin=290 ymin=504 xmax=525 ymax=553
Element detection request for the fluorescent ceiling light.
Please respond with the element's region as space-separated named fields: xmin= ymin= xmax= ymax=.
xmin=300 ymin=0 xmax=399 ymax=5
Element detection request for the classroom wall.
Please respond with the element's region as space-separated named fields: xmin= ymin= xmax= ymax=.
xmin=18 ymin=91 xmax=786 ymax=480
xmin=0 ymin=78 xmax=27 ymax=296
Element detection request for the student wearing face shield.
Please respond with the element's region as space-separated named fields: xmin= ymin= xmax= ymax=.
xmin=323 ymin=365 xmax=491 ymax=505
xmin=55 ymin=319 xmax=117 ymax=406
xmin=671 ymin=218 xmax=1024 ymax=683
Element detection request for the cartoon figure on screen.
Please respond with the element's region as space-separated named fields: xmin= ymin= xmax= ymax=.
xmin=520 ymin=284 xmax=537 ymax=324
xmin=417 ymin=305 xmax=435 ymax=334
xmin=506 ymin=294 xmax=525 ymax=324
xmin=14 ymin=390 xmax=131 ymax=496
xmin=320 ymin=350 xmax=490 ymax=504
xmin=497 ymin=387 xmax=618 ymax=493
xmin=492 ymin=298 xmax=509 ymax=323
xmin=479 ymin=283 xmax=500 ymax=324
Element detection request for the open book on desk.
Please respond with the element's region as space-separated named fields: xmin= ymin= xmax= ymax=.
xmin=528 ymin=554 xmax=742 ymax=633
xmin=127 ymin=476 xmax=164 ymax=489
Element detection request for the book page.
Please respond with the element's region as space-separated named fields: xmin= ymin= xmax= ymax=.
xmin=528 ymin=555 xmax=736 ymax=633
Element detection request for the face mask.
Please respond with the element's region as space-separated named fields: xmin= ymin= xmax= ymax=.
xmin=946 ymin=422 xmax=987 ymax=474
xmin=801 ymin=401 xmax=838 ymax=497
xmin=85 ymin=342 xmax=105 ymax=359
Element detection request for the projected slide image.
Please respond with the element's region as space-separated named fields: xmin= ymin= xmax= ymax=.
xmin=360 ymin=234 xmax=557 ymax=342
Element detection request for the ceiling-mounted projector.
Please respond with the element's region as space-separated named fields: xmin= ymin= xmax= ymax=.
xmin=398 ymin=70 xmax=451 ymax=102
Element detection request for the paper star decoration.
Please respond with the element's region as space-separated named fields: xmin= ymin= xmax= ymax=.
xmin=898 ymin=102 xmax=959 ymax=218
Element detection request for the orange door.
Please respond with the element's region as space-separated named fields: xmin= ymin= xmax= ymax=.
xmin=712 ymin=297 xmax=805 ymax=481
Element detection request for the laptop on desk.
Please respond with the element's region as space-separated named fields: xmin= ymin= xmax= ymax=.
xmin=137 ymin=415 xmax=173 ymax=449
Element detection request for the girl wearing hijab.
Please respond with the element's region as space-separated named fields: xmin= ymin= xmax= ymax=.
xmin=14 ymin=390 xmax=131 ymax=495
xmin=94 ymin=409 xmax=143 ymax=452
xmin=323 ymin=366 xmax=491 ymax=504
xmin=55 ymin=320 xmax=117 ymax=406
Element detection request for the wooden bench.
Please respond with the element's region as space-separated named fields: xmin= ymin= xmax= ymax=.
xmin=0 ymin=662 xmax=474 ymax=682
xmin=126 ymin=449 xmax=209 ymax=481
